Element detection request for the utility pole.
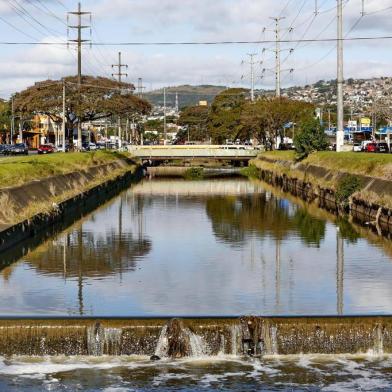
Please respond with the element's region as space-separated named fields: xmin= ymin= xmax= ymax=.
xmin=270 ymin=16 xmax=285 ymax=98
xmin=112 ymin=52 xmax=128 ymax=149
xmin=62 ymin=82 xmax=66 ymax=152
xmin=336 ymin=0 xmax=345 ymax=152
xmin=68 ymin=2 xmax=91 ymax=149
xmin=137 ymin=78 xmax=145 ymax=98
xmin=112 ymin=51 xmax=128 ymax=84
xmin=163 ymin=87 xmax=167 ymax=144
xmin=175 ymin=92 xmax=179 ymax=113
xmin=246 ymin=53 xmax=257 ymax=102
xmin=10 ymin=95 xmax=15 ymax=145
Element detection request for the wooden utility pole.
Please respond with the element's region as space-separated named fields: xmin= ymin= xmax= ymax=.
xmin=67 ymin=3 xmax=91 ymax=149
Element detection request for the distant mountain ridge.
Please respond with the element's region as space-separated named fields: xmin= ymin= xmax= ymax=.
xmin=144 ymin=85 xmax=227 ymax=108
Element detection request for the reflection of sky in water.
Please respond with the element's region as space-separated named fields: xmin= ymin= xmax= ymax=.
xmin=1 ymin=179 xmax=392 ymax=316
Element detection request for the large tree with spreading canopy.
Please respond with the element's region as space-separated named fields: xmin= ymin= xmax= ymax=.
xmin=13 ymin=75 xmax=152 ymax=142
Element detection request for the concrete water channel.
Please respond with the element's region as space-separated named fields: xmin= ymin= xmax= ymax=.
xmin=1 ymin=176 xmax=392 ymax=390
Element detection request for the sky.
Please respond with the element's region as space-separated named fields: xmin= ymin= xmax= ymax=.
xmin=0 ymin=0 xmax=392 ymax=98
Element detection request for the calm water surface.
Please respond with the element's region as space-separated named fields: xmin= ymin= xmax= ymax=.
xmin=2 ymin=178 xmax=392 ymax=316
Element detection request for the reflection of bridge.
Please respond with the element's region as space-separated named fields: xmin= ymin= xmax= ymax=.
xmin=128 ymin=145 xmax=259 ymax=161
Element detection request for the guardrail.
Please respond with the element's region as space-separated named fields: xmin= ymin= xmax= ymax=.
xmin=128 ymin=145 xmax=259 ymax=159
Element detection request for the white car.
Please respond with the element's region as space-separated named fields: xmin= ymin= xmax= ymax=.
xmin=89 ymin=142 xmax=97 ymax=151
xmin=353 ymin=143 xmax=362 ymax=152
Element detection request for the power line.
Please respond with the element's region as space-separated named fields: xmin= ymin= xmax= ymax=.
xmin=2 ymin=34 xmax=392 ymax=46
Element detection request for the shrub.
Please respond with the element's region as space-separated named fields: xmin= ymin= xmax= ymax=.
xmin=240 ymin=165 xmax=261 ymax=179
xmin=184 ymin=167 xmax=204 ymax=180
xmin=294 ymin=118 xmax=329 ymax=160
xmin=335 ymin=175 xmax=362 ymax=207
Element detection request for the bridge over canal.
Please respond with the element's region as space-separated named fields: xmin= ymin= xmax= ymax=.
xmin=127 ymin=145 xmax=259 ymax=162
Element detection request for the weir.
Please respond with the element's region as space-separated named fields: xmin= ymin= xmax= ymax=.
xmin=0 ymin=316 xmax=391 ymax=358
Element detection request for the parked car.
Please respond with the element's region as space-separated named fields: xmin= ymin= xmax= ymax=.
xmin=38 ymin=144 xmax=55 ymax=154
xmin=361 ymin=140 xmax=373 ymax=151
xmin=0 ymin=144 xmax=10 ymax=155
xmin=364 ymin=142 xmax=377 ymax=153
xmin=81 ymin=142 xmax=90 ymax=152
xmin=5 ymin=143 xmax=28 ymax=156
xmin=353 ymin=142 xmax=362 ymax=152
xmin=57 ymin=143 xmax=70 ymax=152
xmin=377 ymin=142 xmax=389 ymax=153
xmin=89 ymin=142 xmax=97 ymax=151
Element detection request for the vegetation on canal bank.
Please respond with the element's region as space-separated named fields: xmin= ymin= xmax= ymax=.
xmin=257 ymin=151 xmax=392 ymax=181
xmin=251 ymin=151 xmax=392 ymax=209
xmin=183 ymin=167 xmax=205 ymax=180
xmin=0 ymin=150 xmax=131 ymax=189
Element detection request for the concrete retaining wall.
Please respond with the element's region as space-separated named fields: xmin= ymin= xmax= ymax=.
xmin=256 ymin=157 xmax=392 ymax=235
xmin=0 ymin=161 xmax=142 ymax=255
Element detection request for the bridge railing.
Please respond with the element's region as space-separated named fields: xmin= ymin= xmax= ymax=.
xmin=127 ymin=145 xmax=259 ymax=159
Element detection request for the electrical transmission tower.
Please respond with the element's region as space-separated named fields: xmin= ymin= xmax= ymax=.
xmin=242 ymin=53 xmax=258 ymax=102
xmin=261 ymin=17 xmax=293 ymax=98
xmin=112 ymin=52 xmax=128 ymax=149
xmin=137 ymin=78 xmax=145 ymax=98
xmin=112 ymin=52 xmax=128 ymax=84
xmin=270 ymin=16 xmax=285 ymax=98
xmin=67 ymin=2 xmax=91 ymax=148
xmin=336 ymin=0 xmax=344 ymax=152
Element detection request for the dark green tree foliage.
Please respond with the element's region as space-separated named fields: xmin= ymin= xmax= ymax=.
xmin=240 ymin=97 xmax=315 ymax=147
xmin=208 ymin=88 xmax=248 ymax=143
xmin=0 ymin=99 xmax=11 ymax=131
xmin=294 ymin=117 xmax=329 ymax=159
xmin=177 ymin=105 xmax=209 ymax=142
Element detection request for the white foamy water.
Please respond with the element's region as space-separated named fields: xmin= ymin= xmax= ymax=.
xmin=0 ymin=354 xmax=389 ymax=391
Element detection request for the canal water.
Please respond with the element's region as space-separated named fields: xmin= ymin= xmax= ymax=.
xmin=2 ymin=178 xmax=392 ymax=317
xmin=2 ymin=178 xmax=392 ymax=390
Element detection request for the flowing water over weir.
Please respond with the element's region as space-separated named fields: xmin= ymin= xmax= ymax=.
xmin=0 ymin=317 xmax=391 ymax=358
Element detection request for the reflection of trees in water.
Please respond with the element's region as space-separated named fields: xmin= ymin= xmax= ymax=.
xmin=24 ymin=229 xmax=151 ymax=279
xmin=206 ymin=193 xmax=328 ymax=247
xmin=292 ymin=210 xmax=326 ymax=247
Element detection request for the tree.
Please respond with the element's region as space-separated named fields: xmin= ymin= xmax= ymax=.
xmin=240 ymin=97 xmax=315 ymax=148
xmin=177 ymin=105 xmax=209 ymax=142
xmin=207 ymin=88 xmax=248 ymax=143
xmin=13 ymin=75 xmax=152 ymax=143
xmin=294 ymin=117 xmax=329 ymax=159
xmin=0 ymin=99 xmax=11 ymax=131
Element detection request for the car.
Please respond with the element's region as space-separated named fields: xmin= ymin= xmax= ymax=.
xmin=81 ymin=142 xmax=90 ymax=152
xmin=57 ymin=143 xmax=70 ymax=152
xmin=0 ymin=145 xmax=10 ymax=155
xmin=364 ymin=142 xmax=377 ymax=153
xmin=38 ymin=144 xmax=55 ymax=154
xmin=6 ymin=143 xmax=28 ymax=155
xmin=89 ymin=142 xmax=97 ymax=151
xmin=361 ymin=140 xmax=373 ymax=151
xmin=353 ymin=142 xmax=362 ymax=152
xmin=377 ymin=142 xmax=389 ymax=153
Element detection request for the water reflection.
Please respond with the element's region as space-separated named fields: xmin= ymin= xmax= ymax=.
xmin=1 ymin=179 xmax=392 ymax=316
xmin=205 ymin=193 xmax=327 ymax=247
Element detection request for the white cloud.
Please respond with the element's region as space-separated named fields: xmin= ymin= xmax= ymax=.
xmin=1 ymin=0 xmax=392 ymax=97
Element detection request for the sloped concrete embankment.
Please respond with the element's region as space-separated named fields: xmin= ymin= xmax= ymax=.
xmin=254 ymin=156 xmax=392 ymax=234
xmin=0 ymin=160 xmax=142 ymax=254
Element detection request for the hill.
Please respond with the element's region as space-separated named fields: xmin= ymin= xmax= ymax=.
xmin=144 ymin=85 xmax=227 ymax=108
